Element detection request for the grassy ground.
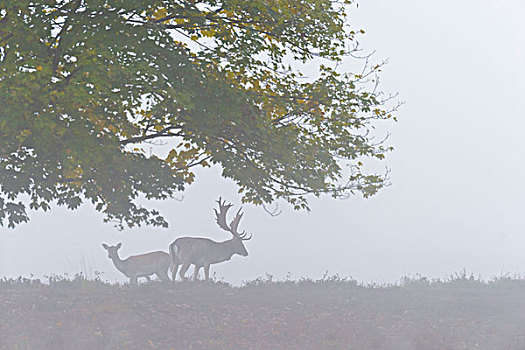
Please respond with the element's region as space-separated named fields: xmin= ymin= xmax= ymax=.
xmin=2 ymin=273 xmax=525 ymax=350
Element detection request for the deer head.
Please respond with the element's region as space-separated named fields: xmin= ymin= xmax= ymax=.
xmin=214 ymin=197 xmax=251 ymax=256
xmin=102 ymin=243 xmax=122 ymax=260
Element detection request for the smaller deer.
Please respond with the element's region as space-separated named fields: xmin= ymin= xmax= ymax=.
xmin=102 ymin=243 xmax=171 ymax=285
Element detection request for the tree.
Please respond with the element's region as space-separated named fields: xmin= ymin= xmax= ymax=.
xmin=0 ymin=0 xmax=396 ymax=229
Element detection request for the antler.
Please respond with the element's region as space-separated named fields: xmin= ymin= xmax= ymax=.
xmin=214 ymin=197 xmax=233 ymax=232
xmin=214 ymin=197 xmax=251 ymax=240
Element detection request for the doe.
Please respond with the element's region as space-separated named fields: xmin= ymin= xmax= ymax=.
xmin=102 ymin=243 xmax=171 ymax=285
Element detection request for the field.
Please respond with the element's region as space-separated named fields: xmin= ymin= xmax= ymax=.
xmin=2 ymin=274 xmax=525 ymax=350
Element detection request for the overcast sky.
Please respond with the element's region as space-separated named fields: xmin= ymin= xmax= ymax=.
xmin=1 ymin=0 xmax=524 ymax=285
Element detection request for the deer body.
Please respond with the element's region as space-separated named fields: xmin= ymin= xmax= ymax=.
xmin=102 ymin=243 xmax=171 ymax=285
xmin=170 ymin=198 xmax=251 ymax=281
xmin=170 ymin=236 xmax=247 ymax=280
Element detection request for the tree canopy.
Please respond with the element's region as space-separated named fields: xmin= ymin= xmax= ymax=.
xmin=0 ymin=0 xmax=396 ymax=229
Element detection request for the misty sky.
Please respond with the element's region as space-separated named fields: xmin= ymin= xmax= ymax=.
xmin=1 ymin=0 xmax=524 ymax=285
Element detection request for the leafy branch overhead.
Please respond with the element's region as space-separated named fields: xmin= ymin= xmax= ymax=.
xmin=0 ymin=0 xmax=397 ymax=229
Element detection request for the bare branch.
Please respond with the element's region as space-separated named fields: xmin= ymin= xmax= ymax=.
xmin=263 ymin=203 xmax=282 ymax=217
xmin=173 ymin=194 xmax=184 ymax=202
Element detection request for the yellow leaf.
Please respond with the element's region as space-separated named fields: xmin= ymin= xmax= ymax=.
xmin=152 ymin=7 xmax=168 ymax=21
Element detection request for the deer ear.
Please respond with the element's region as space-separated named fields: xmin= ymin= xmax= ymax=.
xmin=102 ymin=244 xmax=109 ymax=249
xmin=116 ymin=243 xmax=122 ymax=249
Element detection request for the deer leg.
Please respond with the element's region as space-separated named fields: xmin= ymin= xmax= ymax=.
xmin=169 ymin=248 xmax=180 ymax=282
xmin=193 ymin=265 xmax=201 ymax=280
xmin=179 ymin=262 xmax=191 ymax=280
xmin=155 ymin=272 xmax=167 ymax=282
xmin=158 ymin=261 xmax=170 ymax=282
xmin=161 ymin=265 xmax=171 ymax=282
xmin=204 ymin=265 xmax=210 ymax=280
xmin=130 ymin=276 xmax=138 ymax=285
xmin=171 ymin=263 xmax=179 ymax=281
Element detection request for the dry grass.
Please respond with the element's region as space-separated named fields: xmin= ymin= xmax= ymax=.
xmin=2 ymin=273 xmax=525 ymax=349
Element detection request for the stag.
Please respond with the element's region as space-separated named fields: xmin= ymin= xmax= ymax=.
xmin=169 ymin=198 xmax=252 ymax=281
xmin=102 ymin=243 xmax=171 ymax=285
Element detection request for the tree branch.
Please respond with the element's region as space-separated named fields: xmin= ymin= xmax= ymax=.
xmin=120 ymin=125 xmax=183 ymax=145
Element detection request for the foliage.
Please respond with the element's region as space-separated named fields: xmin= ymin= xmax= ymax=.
xmin=0 ymin=0 xmax=395 ymax=228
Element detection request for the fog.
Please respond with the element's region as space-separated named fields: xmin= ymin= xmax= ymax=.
xmin=1 ymin=0 xmax=524 ymax=286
